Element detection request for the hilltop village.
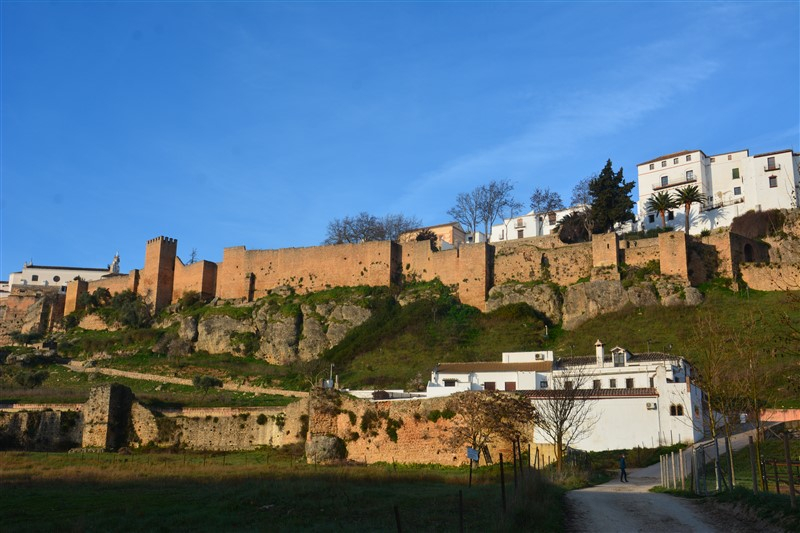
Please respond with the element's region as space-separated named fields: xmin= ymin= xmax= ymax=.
xmin=1 ymin=145 xmax=800 ymax=464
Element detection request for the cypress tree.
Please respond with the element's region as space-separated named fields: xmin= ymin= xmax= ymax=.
xmin=589 ymin=159 xmax=635 ymax=233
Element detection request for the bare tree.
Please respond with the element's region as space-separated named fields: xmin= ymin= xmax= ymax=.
xmin=449 ymin=180 xmax=519 ymax=240
xmin=480 ymin=179 xmax=518 ymax=239
xmin=445 ymin=390 xmax=537 ymax=462
xmin=447 ymin=189 xmax=484 ymax=235
xmin=323 ymin=212 xmax=420 ymax=244
xmin=570 ymin=175 xmax=595 ymax=237
xmin=530 ymin=187 xmax=565 ymax=214
xmin=188 ymin=248 xmax=198 ymax=265
xmin=529 ymin=364 xmax=597 ymax=471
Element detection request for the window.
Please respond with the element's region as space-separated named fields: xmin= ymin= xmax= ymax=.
xmin=732 ymin=168 xmax=740 ymax=179
xmin=710 ymin=157 xmax=716 ymax=163
xmin=667 ymin=211 xmax=674 ymax=221
xmin=686 ymin=155 xmax=692 ymax=161
xmin=517 ymin=230 xmax=524 ymax=239
xmin=609 ymin=379 xmax=617 ymax=388
xmin=734 ymin=187 xmax=742 ymax=196
xmin=593 ymin=379 xmax=601 ymax=389
xmin=769 ymin=176 xmax=778 ymax=188
xmin=649 ymin=163 xmax=655 ymax=170
xmin=673 ymin=157 xmax=679 ymax=164
xmin=53 ymin=275 xmax=61 ymax=282
xmin=31 ymin=275 xmax=39 ymax=281
xmin=686 ymin=170 xmax=694 ymax=180
xmin=626 ymin=378 xmax=634 ymax=389
xmin=728 ymin=154 xmax=732 ymax=160
xmin=649 ymin=377 xmax=654 ymax=388
xmin=767 ymin=156 xmax=777 ymax=170
xmin=613 ymin=352 xmax=625 ymax=367
xmin=564 ymin=381 xmax=574 ymax=390
xmin=670 ymin=404 xmax=684 ymax=416
xmin=661 ymin=161 xmax=667 ymax=167
xmin=499 ymin=230 xmax=504 ymax=240
xmin=504 ymin=382 xmax=516 ymax=391
xmin=443 ymin=379 xmax=457 ymax=387
xmin=648 ymin=214 xmax=655 ymax=223
xmin=539 ymin=380 xmax=548 ymax=389
xmin=484 ymin=382 xmax=496 ymax=391
xmin=661 ymin=176 xmax=668 ymax=187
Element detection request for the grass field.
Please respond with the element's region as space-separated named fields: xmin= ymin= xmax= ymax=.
xmin=0 ymin=365 xmax=298 ymax=408
xmin=0 ymin=449 xmax=565 ymax=532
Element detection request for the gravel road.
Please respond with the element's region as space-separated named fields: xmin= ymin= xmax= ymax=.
xmin=565 ymin=439 xmax=781 ymax=533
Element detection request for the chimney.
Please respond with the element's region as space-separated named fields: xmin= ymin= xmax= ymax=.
xmin=595 ymin=340 xmax=605 ymax=367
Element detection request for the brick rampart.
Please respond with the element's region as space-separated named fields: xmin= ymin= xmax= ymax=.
xmin=64 ymin=279 xmax=88 ymax=315
xmin=494 ymin=237 xmax=593 ymax=286
xmin=172 ymin=259 xmax=218 ymax=303
xmin=142 ymin=236 xmax=177 ymax=311
xmin=216 ymin=241 xmax=399 ymax=301
xmin=658 ymin=232 xmax=689 ymax=279
xmin=403 ymin=241 xmax=491 ymax=309
xmin=619 ymin=238 xmax=660 ymax=267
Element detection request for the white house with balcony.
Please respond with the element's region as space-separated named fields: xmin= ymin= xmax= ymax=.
xmin=7 ymin=254 xmax=120 ymax=294
xmin=490 ymin=206 xmax=587 ymax=242
xmin=426 ymin=341 xmax=705 ymax=451
xmin=426 ymin=351 xmax=554 ymax=397
xmin=638 ymin=148 xmax=800 ymax=235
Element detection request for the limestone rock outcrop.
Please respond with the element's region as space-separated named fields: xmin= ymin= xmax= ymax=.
xmin=486 ymin=283 xmax=563 ymax=324
xmin=195 ymin=315 xmax=255 ymax=355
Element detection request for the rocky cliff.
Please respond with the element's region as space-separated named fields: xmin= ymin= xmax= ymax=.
xmin=487 ymin=278 xmax=702 ymax=330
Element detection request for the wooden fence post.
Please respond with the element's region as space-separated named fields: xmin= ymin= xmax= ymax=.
xmin=679 ymin=450 xmax=685 ymax=491
xmin=749 ymin=436 xmax=758 ymax=495
xmin=500 ymin=453 xmax=506 ymax=513
xmin=784 ymin=433 xmax=797 ymax=509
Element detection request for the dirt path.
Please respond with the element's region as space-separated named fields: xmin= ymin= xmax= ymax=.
xmin=566 ymin=432 xmax=778 ymax=533
xmin=61 ymin=361 xmax=307 ymax=398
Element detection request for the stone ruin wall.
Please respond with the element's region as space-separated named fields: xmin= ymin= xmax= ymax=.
xmin=172 ymin=259 xmax=218 ymax=303
xmin=130 ymin=402 xmax=307 ymax=451
xmin=740 ymin=263 xmax=800 ymax=291
xmin=215 ymin=241 xmax=400 ymax=301
xmin=0 ymin=407 xmax=83 ymax=451
xmin=309 ymin=394 xmax=525 ymax=466
xmin=402 ymin=241 xmax=490 ymax=310
xmin=493 ymin=236 xmax=593 ymax=286
xmin=0 ymin=286 xmax=64 ymax=343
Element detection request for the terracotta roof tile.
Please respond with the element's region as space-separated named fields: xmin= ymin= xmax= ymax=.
xmin=523 ymin=387 xmax=658 ymax=398
xmin=437 ymin=361 xmax=552 ymax=373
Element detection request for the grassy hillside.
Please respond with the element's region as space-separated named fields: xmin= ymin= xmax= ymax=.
xmin=323 ymin=281 xmax=799 ymax=406
xmin=3 ymin=280 xmax=798 ymax=407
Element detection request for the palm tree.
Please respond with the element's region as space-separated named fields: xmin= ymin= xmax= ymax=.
xmin=673 ymin=185 xmax=707 ymax=233
xmin=645 ymin=191 xmax=677 ymax=229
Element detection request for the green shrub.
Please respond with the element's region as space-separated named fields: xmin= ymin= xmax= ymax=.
xmin=256 ymin=414 xmax=268 ymax=425
xmin=385 ymin=417 xmax=403 ymax=442
xmin=426 ymin=410 xmax=442 ymax=423
xmin=14 ymin=370 xmax=49 ymax=388
xmin=360 ymin=409 xmax=381 ymax=436
xmin=441 ymin=409 xmax=456 ymax=420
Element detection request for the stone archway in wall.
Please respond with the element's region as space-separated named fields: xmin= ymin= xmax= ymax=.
xmin=743 ymin=243 xmax=754 ymax=263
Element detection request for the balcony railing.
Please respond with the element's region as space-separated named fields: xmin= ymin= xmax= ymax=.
xmin=764 ymin=164 xmax=781 ymax=171
xmin=700 ymin=196 xmax=745 ymax=212
xmin=653 ymin=177 xmax=697 ymax=191
xmin=514 ymin=221 xmax=526 ymax=228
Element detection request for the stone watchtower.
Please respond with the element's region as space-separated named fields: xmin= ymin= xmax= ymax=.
xmin=142 ymin=236 xmax=178 ymax=312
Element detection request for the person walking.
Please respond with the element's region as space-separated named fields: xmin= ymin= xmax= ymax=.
xmin=619 ymin=454 xmax=628 ymax=482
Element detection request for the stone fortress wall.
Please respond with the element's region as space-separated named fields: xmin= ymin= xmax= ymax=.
xmin=59 ymin=218 xmax=795 ymax=318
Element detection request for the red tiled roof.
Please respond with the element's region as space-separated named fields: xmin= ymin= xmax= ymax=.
xmin=437 ymin=361 xmax=552 ymax=373
xmin=638 ymin=150 xmax=704 ymax=167
xmin=523 ymin=387 xmax=658 ymax=398
xmin=752 ymin=149 xmax=793 ymax=159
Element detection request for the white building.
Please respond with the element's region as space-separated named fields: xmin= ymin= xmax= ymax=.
xmin=490 ymin=206 xmax=587 ymax=242
xmin=7 ymin=254 xmax=120 ymax=294
xmin=427 ymin=351 xmax=554 ymax=397
xmin=638 ymin=148 xmax=800 ymax=235
xmin=527 ymin=341 xmax=704 ymax=451
xmin=426 ymin=341 xmax=705 ymax=451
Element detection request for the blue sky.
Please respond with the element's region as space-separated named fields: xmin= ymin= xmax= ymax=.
xmin=2 ymin=1 xmax=798 ymax=278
